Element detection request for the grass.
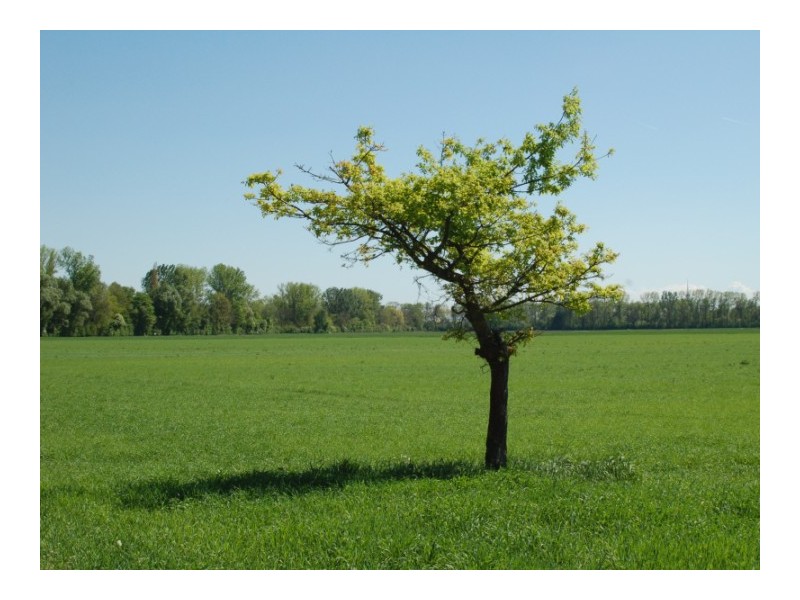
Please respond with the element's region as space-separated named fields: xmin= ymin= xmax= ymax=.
xmin=40 ymin=330 xmax=759 ymax=569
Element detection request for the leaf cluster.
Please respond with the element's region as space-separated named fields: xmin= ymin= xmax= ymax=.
xmin=245 ymin=89 xmax=621 ymax=349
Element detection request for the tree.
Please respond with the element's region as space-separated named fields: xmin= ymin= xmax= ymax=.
xmin=108 ymin=282 xmax=136 ymax=321
xmin=272 ymin=282 xmax=322 ymax=331
xmin=207 ymin=264 xmax=256 ymax=304
xmin=58 ymin=247 xmax=101 ymax=295
xmin=56 ymin=279 xmax=92 ymax=336
xmin=142 ymin=263 xmax=177 ymax=295
xmin=208 ymin=291 xmax=233 ymax=334
xmin=401 ymin=303 xmax=426 ymax=330
xmin=40 ymin=274 xmax=66 ymax=335
xmin=41 ymin=245 xmax=59 ymax=278
xmin=245 ymin=89 xmax=621 ymax=469
xmin=50 ymin=247 xmax=106 ymax=336
xmin=108 ymin=313 xmax=128 ymax=336
xmin=207 ymin=264 xmax=258 ymax=333
xmin=151 ymin=284 xmax=183 ymax=335
xmin=425 ymin=302 xmax=453 ymax=331
xmin=322 ymin=286 xmax=382 ymax=331
xmin=40 ymin=245 xmax=64 ymax=335
xmin=86 ymin=282 xmax=114 ymax=336
xmin=250 ymin=297 xmax=275 ymax=332
xmin=313 ymin=308 xmax=333 ymax=333
xmin=173 ymin=265 xmax=209 ymax=334
xmin=130 ymin=292 xmax=156 ymax=335
xmin=142 ymin=264 xmax=211 ymax=334
xmin=379 ymin=303 xmax=405 ymax=331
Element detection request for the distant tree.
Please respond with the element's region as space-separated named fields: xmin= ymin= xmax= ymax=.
xmin=322 ymin=287 xmax=356 ymax=330
xmin=57 ymin=279 xmax=92 ymax=336
xmin=425 ymin=303 xmax=453 ymax=331
xmin=41 ymin=245 xmax=59 ymax=278
xmin=273 ymin=282 xmax=322 ymax=331
xmin=142 ymin=264 xmax=211 ymax=334
xmin=107 ymin=282 xmax=136 ymax=336
xmin=108 ymin=282 xmax=136 ymax=322
xmin=207 ymin=264 xmax=256 ymax=303
xmin=174 ymin=265 xmax=209 ymax=334
xmin=522 ymin=301 xmax=557 ymax=331
xmin=323 ymin=287 xmax=382 ymax=331
xmin=130 ymin=292 xmax=156 ymax=335
xmin=58 ymin=247 xmax=101 ymax=295
xmin=142 ymin=264 xmax=177 ymax=295
xmin=313 ymin=308 xmax=333 ymax=333
xmin=251 ymin=297 xmax=275 ymax=332
xmin=40 ymin=245 xmax=64 ymax=335
xmin=747 ymin=292 xmax=760 ymax=327
xmin=208 ymin=292 xmax=233 ymax=334
xmin=40 ymin=273 xmax=66 ymax=335
xmin=206 ymin=264 xmax=258 ymax=333
xmin=245 ymin=89 xmax=621 ymax=468
xmin=400 ymin=303 xmax=426 ymax=330
xmin=151 ymin=284 xmax=183 ymax=335
xmin=108 ymin=313 xmax=128 ymax=336
xmin=48 ymin=247 xmax=106 ymax=335
xmin=86 ymin=282 xmax=114 ymax=336
xmin=232 ymin=299 xmax=259 ymax=333
xmin=379 ymin=303 xmax=405 ymax=331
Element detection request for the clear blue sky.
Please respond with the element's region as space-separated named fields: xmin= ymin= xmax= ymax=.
xmin=40 ymin=30 xmax=759 ymax=303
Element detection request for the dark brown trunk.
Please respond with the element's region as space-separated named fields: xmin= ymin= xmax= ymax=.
xmin=465 ymin=303 xmax=511 ymax=469
xmin=485 ymin=357 xmax=509 ymax=469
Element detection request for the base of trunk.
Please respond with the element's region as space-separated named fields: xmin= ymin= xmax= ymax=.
xmin=485 ymin=446 xmax=507 ymax=470
xmin=484 ymin=358 xmax=509 ymax=469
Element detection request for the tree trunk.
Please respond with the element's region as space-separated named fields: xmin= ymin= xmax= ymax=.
xmin=485 ymin=357 xmax=509 ymax=469
xmin=465 ymin=304 xmax=511 ymax=469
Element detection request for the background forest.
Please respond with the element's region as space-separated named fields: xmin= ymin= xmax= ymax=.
xmin=40 ymin=245 xmax=760 ymax=337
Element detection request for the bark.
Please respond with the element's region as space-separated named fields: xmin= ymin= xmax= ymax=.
xmin=467 ymin=304 xmax=511 ymax=469
xmin=484 ymin=356 xmax=509 ymax=469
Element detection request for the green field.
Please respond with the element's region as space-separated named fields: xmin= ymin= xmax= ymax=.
xmin=40 ymin=330 xmax=759 ymax=569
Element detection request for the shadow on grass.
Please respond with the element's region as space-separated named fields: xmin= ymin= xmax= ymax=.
xmin=119 ymin=455 xmax=638 ymax=510
xmin=119 ymin=459 xmax=483 ymax=509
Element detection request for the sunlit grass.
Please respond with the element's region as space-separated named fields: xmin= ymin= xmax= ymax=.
xmin=40 ymin=330 xmax=759 ymax=569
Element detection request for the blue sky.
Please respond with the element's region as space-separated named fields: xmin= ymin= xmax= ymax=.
xmin=40 ymin=30 xmax=759 ymax=303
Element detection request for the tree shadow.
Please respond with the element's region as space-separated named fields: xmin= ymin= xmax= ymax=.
xmin=119 ymin=458 xmax=483 ymax=510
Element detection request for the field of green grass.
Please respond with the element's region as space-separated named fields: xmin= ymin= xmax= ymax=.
xmin=40 ymin=330 xmax=759 ymax=569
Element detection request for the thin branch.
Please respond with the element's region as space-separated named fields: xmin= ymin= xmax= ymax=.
xmin=294 ymin=163 xmax=343 ymax=186
xmin=286 ymin=202 xmax=315 ymax=220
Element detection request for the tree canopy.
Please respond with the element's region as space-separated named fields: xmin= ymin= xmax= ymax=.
xmin=245 ymin=89 xmax=623 ymax=468
xmin=245 ymin=89 xmax=621 ymax=354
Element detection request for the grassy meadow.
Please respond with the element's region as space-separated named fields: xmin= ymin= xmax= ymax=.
xmin=40 ymin=330 xmax=759 ymax=569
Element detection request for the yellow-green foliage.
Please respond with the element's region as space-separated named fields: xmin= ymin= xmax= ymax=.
xmin=245 ymin=90 xmax=621 ymax=352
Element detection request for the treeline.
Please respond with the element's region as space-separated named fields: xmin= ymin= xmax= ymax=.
xmin=40 ymin=245 xmax=759 ymax=337
xmin=39 ymin=246 xmax=454 ymax=336
xmin=498 ymin=289 xmax=760 ymax=331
